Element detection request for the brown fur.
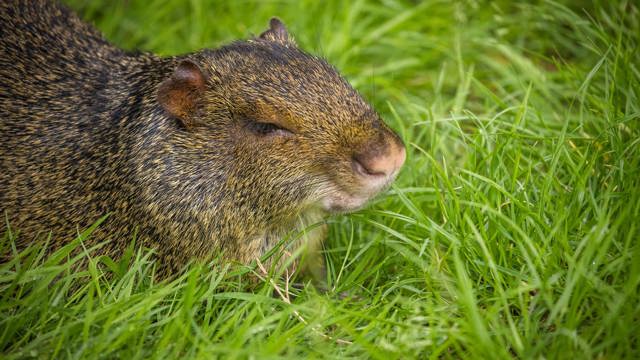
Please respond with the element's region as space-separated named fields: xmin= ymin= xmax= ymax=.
xmin=0 ymin=1 xmax=404 ymax=277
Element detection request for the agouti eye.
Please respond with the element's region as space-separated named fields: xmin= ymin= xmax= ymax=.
xmin=247 ymin=121 xmax=292 ymax=137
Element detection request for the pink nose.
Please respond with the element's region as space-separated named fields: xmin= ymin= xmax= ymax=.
xmin=353 ymin=140 xmax=406 ymax=178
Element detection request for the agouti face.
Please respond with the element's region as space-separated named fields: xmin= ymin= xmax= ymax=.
xmin=158 ymin=19 xmax=405 ymax=220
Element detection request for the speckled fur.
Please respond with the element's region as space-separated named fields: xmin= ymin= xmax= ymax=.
xmin=0 ymin=1 xmax=403 ymax=276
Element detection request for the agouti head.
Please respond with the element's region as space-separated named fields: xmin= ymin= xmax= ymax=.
xmin=155 ymin=18 xmax=405 ymax=233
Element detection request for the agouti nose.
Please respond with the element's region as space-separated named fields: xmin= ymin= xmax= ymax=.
xmin=353 ymin=141 xmax=406 ymax=179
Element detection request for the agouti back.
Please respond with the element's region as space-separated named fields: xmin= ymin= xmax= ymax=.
xmin=0 ymin=1 xmax=405 ymax=276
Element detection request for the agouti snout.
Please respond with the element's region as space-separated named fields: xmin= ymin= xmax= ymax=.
xmin=331 ymin=129 xmax=406 ymax=212
xmin=0 ymin=3 xmax=405 ymax=278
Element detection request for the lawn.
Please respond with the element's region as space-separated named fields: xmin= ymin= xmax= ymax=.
xmin=2 ymin=0 xmax=639 ymax=358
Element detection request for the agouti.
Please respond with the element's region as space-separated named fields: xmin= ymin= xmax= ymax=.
xmin=0 ymin=1 xmax=405 ymax=278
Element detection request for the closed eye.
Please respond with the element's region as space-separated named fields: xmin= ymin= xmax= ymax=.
xmin=246 ymin=120 xmax=293 ymax=137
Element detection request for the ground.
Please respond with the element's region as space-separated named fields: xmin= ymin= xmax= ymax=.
xmin=2 ymin=0 xmax=639 ymax=358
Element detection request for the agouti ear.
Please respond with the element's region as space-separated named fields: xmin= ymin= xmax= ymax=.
xmin=259 ymin=18 xmax=295 ymax=46
xmin=157 ymin=60 xmax=206 ymax=128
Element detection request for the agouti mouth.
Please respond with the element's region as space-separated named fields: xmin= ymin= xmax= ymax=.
xmin=320 ymin=182 xmax=390 ymax=213
xmin=317 ymin=159 xmax=401 ymax=213
xmin=322 ymin=196 xmax=369 ymax=213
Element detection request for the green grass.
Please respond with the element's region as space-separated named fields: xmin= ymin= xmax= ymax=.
xmin=2 ymin=0 xmax=639 ymax=358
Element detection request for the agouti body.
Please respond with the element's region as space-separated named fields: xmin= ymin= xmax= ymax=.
xmin=0 ymin=1 xmax=405 ymax=276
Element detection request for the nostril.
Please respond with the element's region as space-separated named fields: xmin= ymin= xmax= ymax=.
xmin=352 ymin=154 xmax=389 ymax=177
xmin=353 ymin=141 xmax=406 ymax=179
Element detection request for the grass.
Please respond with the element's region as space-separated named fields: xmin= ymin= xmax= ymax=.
xmin=2 ymin=0 xmax=639 ymax=358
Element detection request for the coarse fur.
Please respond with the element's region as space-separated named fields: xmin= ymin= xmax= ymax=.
xmin=0 ymin=1 xmax=405 ymax=277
